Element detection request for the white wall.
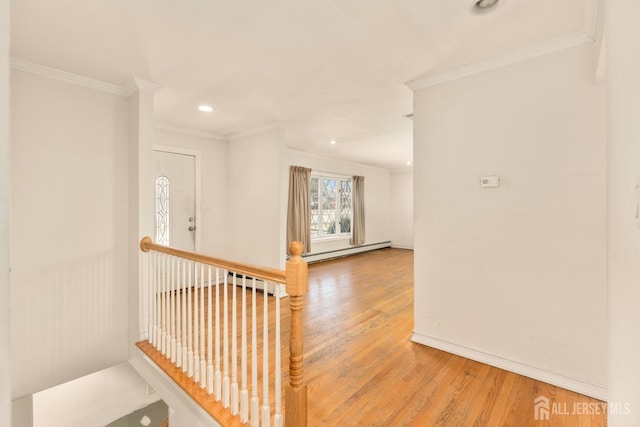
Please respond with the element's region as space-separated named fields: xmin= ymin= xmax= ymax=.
xmin=32 ymin=363 xmax=160 ymax=427
xmin=227 ymin=127 xmax=285 ymax=269
xmin=286 ymin=149 xmax=392 ymax=254
xmin=10 ymin=70 xmax=130 ymax=398
xmin=390 ymin=170 xmax=413 ymax=249
xmin=412 ymin=43 xmax=607 ymax=397
xmin=153 ymin=128 xmax=229 ymax=257
xmin=606 ymin=1 xmax=640 ymax=424
xmin=0 ymin=0 xmax=11 ymax=424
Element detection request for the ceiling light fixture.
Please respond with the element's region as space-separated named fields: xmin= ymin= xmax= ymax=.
xmin=406 ymin=160 xmax=412 ymax=166
xmin=198 ymin=105 xmax=213 ymax=112
xmin=329 ymin=140 xmax=337 ymax=145
xmin=471 ymin=0 xmax=502 ymax=14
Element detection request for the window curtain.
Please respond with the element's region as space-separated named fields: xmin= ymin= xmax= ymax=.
xmin=287 ymin=166 xmax=312 ymax=254
xmin=351 ymin=175 xmax=365 ymax=246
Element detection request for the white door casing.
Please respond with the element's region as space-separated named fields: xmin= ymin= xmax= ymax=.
xmin=153 ymin=146 xmax=201 ymax=252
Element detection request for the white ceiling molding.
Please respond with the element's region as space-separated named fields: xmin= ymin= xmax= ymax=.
xmin=595 ymin=34 xmax=606 ymax=84
xmin=128 ymin=77 xmax=162 ymax=95
xmin=405 ymin=31 xmax=594 ymax=91
xmin=154 ymin=121 xmax=226 ymax=142
xmin=11 ymin=58 xmax=129 ymax=96
xmin=226 ymin=122 xmax=287 ymax=142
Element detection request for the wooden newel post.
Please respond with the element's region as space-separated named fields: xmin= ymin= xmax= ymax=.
xmin=285 ymin=241 xmax=308 ymax=427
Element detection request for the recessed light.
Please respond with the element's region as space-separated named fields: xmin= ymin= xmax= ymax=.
xmin=329 ymin=140 xmax=337 ymax=145
xmin=471 ymin=0 xmax=502 ymax=14
xmin=198 ymin=105 xmax=213 ymax=112
xmin=406 ymin=160 xmax=412 ymax=166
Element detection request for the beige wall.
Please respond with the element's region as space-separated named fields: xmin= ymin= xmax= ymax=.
xmin=390 ymin=170 xmax=413 ymax=249
xmin=606 ymin=1 xmax=640 ymax=425
xmin=0 ymin=0 xmax=10 ymax=423
xmin=412 ymin=42 xmax=607 ymax=397
xmin=10 ymin=70 xmax=130 ymax=398
xmin=227 ymin=127 xmax=285 ymax=269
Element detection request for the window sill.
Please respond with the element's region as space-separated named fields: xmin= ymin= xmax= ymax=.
xmin=311 ymin=235 xmax=351 ymax=243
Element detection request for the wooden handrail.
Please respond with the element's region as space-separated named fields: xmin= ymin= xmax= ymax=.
xmin=140 ymin=237 xmax=286 ymax=284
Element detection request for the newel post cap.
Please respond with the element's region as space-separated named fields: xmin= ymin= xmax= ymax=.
xmin=289 ymin=241 xmax=304 ymax=258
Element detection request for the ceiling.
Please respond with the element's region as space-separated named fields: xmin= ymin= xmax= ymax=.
xmin=10 ymin=0 xmax=598 ymax=170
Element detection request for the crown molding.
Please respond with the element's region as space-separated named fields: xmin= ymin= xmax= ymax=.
xmin=391 ymin=167 xmax=414 ymax=174
xmin=585 ymin=0 xmax=600 ymax=41
xmin=154 ymin=121 xmax=226 ymax=141
xmin=128 ymin=77 xmax=162 ymax=95
xmin=406 ymin=31 xmax=594 ymax=91
xmin=226 ymin=122 xmax=287 ymax=141
xmin=595 ymin=35 xmax=606 ymax=84
xmin=286 ymin=147 xmax=393 ymax=173
xmin=11 ymin=58 xmax=129 ymax=96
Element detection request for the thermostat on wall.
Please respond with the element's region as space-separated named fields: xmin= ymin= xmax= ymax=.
xmin=480 ymin=175 xmax=500 ymax=188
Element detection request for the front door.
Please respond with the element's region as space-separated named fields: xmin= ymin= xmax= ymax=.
xmin=153 ymin=149 xmax=197 ymax=251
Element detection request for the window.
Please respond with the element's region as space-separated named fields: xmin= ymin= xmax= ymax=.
xmin=155 ymin=176 xmax=170 ymax=245
xmin=310 ymin=175 xmax=352 ymax=239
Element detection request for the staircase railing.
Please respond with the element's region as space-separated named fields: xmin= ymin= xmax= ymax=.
xmin=138 ymin=237 xmax=308 ymax=427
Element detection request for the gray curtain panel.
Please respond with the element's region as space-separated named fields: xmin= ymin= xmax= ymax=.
xmin=286 ymin=165 xmax=312 ymax=254
xmin=351 ymin=175 xmax=365 ymax=245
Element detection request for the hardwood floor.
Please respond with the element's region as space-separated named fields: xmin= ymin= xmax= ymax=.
xmin=302 ymin=248 xmax=606 ymax=427
xmin=138 ymin=248 xmax=607 ymax=426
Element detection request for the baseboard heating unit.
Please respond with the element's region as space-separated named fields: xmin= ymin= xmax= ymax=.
xmin=303 ymin=241 xmax=392 ymax=264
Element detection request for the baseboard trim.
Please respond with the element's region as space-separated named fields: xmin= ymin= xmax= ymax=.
xmin=411 ymin=332 xmax=607 ymax=401
xmin=303 ymin=241 xmax=391 ymax=263
xmin=391 ymin=244 xmax=414 ymax=250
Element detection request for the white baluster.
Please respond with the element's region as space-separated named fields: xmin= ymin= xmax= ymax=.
xmin=166 ymin=255 xmax=171 ymax=357
xmin=149 ymin=251 xmax=155 ymax=347
xmin=215 ymin=268 xmax=222 ymax=400
xmin=274 ymin=283 xmax=283 ymax=427
xmin=182 ymin=259 xmax=188 ymax=373
xmin=167 ymin=255 xmax=171 ymax=356
xmin=187 ymin=261 xmax=194 ymax=378
xmin=262 ymin=281 xmax=271 ymax=427
xmin=176 ymin=260 xmax=182 ymax=369
xmin=200 ymin=263 xmax=206 ymax=388
xmin=194 ymin=263 xmax=200 ymax=383
xmin=240 ymin=276 xmax=249 ymax=423
xmin=223 ymin=270 xmax=230 ymax=408
xmin=251 ymin=277 xmax=260 ymax=426
xmin=170 ymin=256 xmax=176 ymax=363
xmin=207 ymin=265 xmax=214 ymax=394
xmin=231 ymin=274 xmax=239 ymax=415
xmin=161 ymin=254 xmax=167 ymax=356
xmin=155 ymin=252 xmax=161 ymax=350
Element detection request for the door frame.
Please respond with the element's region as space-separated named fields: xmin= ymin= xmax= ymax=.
xmin=153 ymin=144 xmax=202 ymax=252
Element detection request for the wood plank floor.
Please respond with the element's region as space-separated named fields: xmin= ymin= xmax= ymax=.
xmin=302 ymin=248 xmax=606 ymax=427
xmin=138 ymin=248 xmax=607 ymax=426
